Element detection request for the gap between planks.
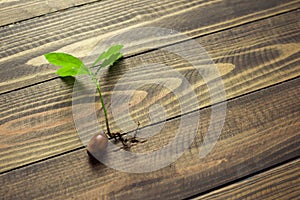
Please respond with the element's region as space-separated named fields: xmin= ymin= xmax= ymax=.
xmin=191 ymin=157 xmax=300 ymax=199
xmin=0 ymin=0 xmax=104 ymax=27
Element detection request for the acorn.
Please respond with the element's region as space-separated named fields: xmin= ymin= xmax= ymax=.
xmin=87 ymin=133 xmax=108 ymax=158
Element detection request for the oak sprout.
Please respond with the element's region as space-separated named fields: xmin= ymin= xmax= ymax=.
xmin=44 ymin=44 xmax=123 ymax=139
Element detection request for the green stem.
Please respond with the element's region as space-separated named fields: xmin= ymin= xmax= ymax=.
xmin=89 ymin=70 xmax=112 ymax=138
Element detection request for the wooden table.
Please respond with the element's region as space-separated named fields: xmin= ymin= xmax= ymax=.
xmin=0 ymin=0 xmax=299 ymax=199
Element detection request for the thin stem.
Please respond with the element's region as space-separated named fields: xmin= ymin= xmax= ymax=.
xmin=88 ymin=69 xmax=112 ymax=138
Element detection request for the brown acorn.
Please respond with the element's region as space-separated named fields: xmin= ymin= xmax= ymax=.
xmin=87 ymin=133 xmax=108 ymax=158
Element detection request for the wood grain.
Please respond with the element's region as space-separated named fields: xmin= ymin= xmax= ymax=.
xmin=194 ymin=159 xmax=300 ymax=200
xmin=0 ymin=0 xmax=299 ymax=93
xmin=0 ymin=76 xmax=299 ymax=199
xmin=0 ymin=11 xmax=299 ymax=173
xmin=0 ymin=0 xmax=100 ymax=26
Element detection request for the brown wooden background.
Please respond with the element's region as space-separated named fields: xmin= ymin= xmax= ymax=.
xmin=0 ymin=0 xmax=299 ymax=199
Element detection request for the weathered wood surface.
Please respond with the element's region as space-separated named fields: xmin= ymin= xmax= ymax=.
xmin=0 ymin=0 xmax=299 ymax=93
xmin=0 ymin=11 xmax=299 ymax=173
xmin=1 ymin=0 xmax=299 ymax=199
xmin=0 ymin=0 xmax=100 ymax=26
xmin=0 ymin=76 xmax=299 ymax=199
xmin=195 ymin=159 xmax=300 ymax=200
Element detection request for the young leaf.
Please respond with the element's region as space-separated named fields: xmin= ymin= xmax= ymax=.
xmin=44 ymin=52 xmax=89 ymax=77
xmin=106 ymin=44 xmax=123 ymax=57
xmin=91 ymin=44 xmax=123 ymax=68
xmin=100 ymin=52 xmax=122 ymax=68
xmin=55 ymin=65 xmax=88 ymax=77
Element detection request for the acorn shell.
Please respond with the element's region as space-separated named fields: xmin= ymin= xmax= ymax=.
xmin=87 ymin=133 xmax=108 ymax=157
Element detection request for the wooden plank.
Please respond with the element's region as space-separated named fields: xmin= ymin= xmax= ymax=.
xmin=194 ymin=159 xmax=300 ymax=200
xmin=0 ymin=76 xmax=299 ymax=199
xmin=0 ymin=11 xmax=299 ymax=173
xmin=0 ymin=0 xmax=299 ymax=93
xmin=0 ymin=0 xmax=100 ymax=26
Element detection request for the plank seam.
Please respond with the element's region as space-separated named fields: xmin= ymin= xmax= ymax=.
xmin=0 ymin=0 xmax=107 ymax=28
xmin=0 ymin=77 xmax=58 ymax=95
xmin=0 ymin=146 xmax=84 ymax=175
xmin=183 ymin=156 xmax=300 ymax=200
xmin=122 ymin=8 xmax=300 ymax=61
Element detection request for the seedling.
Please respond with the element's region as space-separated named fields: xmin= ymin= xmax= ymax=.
xmin=44 ymin=45 xmax=144 ymax=154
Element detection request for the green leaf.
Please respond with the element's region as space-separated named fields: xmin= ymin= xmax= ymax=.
xmin=44 ymin=52 xmax=89 ymax=77
xmin=106 ymin=44 xmax=123 ymax=56
xmin=100 ymin=52 xmax=122 ymax=68
xmin=44 ymin=52 xmax=83 ymax=68
xmin=91 ymin=44 xmax=123 ymax=68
